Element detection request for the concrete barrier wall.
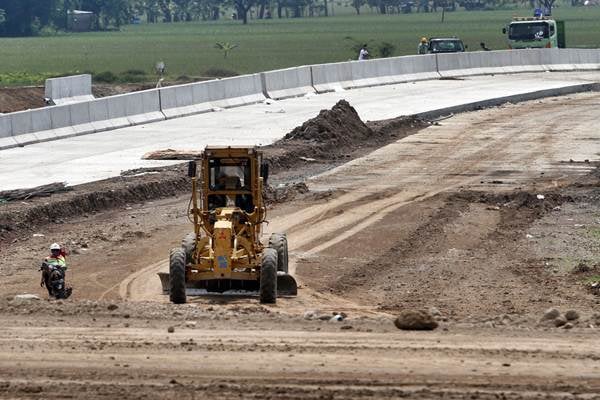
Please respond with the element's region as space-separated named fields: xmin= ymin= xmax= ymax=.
xmin=3 ymin=49 xmax=600 ymax=149
xmin=0 ymin=114 xmax=11 ymax=139
xmin=350 ymin=59 xmax=389 ymax=88
xmin=572 ymin=48 xmax=600 ymax=69
xmin=209 ymin=74 xmax=266 ymax=108
xmin=262 ymin=66 xmax=315 ymax=99
xmin=437 ymin=49 xmax=556 ymax=77
xmin=388 ymin=54 xmax=439 ymax=82
xmin=160 ymin=82 xmax=212 ymax=119
xmin=45 ymin=74 xmax=94 ymax=105
xmin=311 ymin=62 xmax=353 ymax=93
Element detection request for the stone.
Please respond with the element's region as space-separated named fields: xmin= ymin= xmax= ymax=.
xmin=541 ymin=308 xmax=560 ymax=321
xmin=394 ymin=310 xmax=438 ymax=331
xmin=14 ymin=294 xmax=40 ymax=301
xmin=303 ymin=310 xmax=318 ymax=320
xmin=554 ymin=315 xmax=567 ymax=327
xmin=429 ymin=307 xmax=441 ymax=316
xmin=167 ymin=326 xmax=175 ymax=333
xmin=565 ymin=310 xmax=580 ymax=321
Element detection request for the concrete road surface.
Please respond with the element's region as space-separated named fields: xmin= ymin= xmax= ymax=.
xmin=1 ymin=71 xmax=599 ymax=191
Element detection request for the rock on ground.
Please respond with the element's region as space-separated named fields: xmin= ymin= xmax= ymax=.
xmin=394 ymin=310 xmax=438 ymax=331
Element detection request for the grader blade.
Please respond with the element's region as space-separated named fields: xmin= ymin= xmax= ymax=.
xmin=277 ymin=272 xmax=298 ymax=296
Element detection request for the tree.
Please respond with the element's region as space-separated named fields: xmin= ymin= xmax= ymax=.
xmin=230 ymin=0 xmax=255 ymax=23
xmin=351 ymin=0 xmax=365 ymax=14
xmin=538 ymin=0 xmax=557 ymax=13
xmin=0 ymin=0 xmax=56 ymax=36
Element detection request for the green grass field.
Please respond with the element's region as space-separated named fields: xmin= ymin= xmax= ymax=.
xmin=0 ymin=6 xmax=599 ymax=85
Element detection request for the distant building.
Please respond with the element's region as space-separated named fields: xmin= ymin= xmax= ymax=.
xmin=68 ymin=10 xmax=94 ymax=32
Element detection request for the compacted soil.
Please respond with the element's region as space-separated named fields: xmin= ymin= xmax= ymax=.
xmin=1 ymin=94 xmax=600 ymax=399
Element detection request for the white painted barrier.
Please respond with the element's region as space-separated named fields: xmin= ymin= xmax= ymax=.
xmin=568 ymin=48 xmax=599 ymax=69
xmin=191 ymin=81 xmax=213 ymax=111
xmin=106 ymin=94 xmax=132 ymax=129
xmin=388 ymin=54 xmax=440 ymax=82
xmin=45 ymin=74 xmax=94 ymax=105
xmin=125 ymin=89 xmax=164 ymax=125
xmin=514 ymin=49 xmax=548 ymax=73
xmin=69 ymin=102 xmax=95 ymax=136
xmin=160 ymin=83 xmax=210 ymax=119
xmin=311 ymin=62 xmax=353 ymax=93
xmin=209 ymin=74 xmax=265 ymax=108
xmin=10 ymin=110 xmax=33 ymax=137
xmin=89 ymin=98 xmax=111 ymax=132
xmin=350 ymin=59 xmax=389 ymax=88
xmin=49 ymin=104 xmax=75 ymax=139
xmin=0 ymin=114 xmax=15 ymax=150
xmin=262 ymin=66 xmax=315 ymax=99
xmin=437 ymin=49 xmax=549 ymax=77
xmin=30 ymin=108 xmax=54 ymax=142
xmin=2 ymin=49 xmax=600 ymax=151
xmin=0 ymin=114 xmax=12 ymax=139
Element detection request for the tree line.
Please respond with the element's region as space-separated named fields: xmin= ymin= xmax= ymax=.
xmin=0 ymin=0 xmax=567 ymax=36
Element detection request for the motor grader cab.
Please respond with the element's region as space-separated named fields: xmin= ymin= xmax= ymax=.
xmin=167 ymin=146 xmax=297 ymax=304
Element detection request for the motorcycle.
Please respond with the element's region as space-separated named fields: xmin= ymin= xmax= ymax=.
xmin=40 ymin=262 xmax=72 ymax=299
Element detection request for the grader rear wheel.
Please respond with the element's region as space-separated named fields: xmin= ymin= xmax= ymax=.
xmin=260 ymin=248 xmax=278 ymax=304
xmin=269 ymin=233 xmax=288 ymax=273
xmin=169 ymin=248 xmax=187 ymax=304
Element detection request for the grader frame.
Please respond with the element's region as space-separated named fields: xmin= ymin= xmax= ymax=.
xmin=167 ymin=146 xmax=296 ymax=304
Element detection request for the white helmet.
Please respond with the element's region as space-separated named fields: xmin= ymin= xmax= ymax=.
xmin=50 ymin=243 xmax=61 ymax=251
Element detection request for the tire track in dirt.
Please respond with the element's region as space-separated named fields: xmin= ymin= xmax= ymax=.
xmin=119 ymin=93 xmax=600 ymax=314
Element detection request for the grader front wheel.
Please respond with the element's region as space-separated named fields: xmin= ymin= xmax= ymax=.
xmin=269 ymin=233 xmax=288 ymax=273
xmin=260 ymin=248 xmax=278 ymax=304
xmin=169 ymin=248 xmax=187 ymax=304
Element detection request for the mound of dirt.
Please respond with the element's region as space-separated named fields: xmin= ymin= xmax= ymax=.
xmin=0 ymin=87 xmax=45 ymax=113
xmin=264 ymin=100 xmax=428 ymax=174
xmin=0 ymin=166 xmax=189 ymax=243
xmin=0 ymin=100 xmax=430 ymax=242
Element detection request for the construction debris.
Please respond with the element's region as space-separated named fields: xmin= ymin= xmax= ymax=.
xmin=142 ymin=149 xmax=203 ymax=160
xmin=0 ymin=182 xmax=71 ymax=202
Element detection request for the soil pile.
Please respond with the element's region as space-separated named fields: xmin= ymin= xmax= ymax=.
xmin=0 ymin=100 xmax=429 ymax=242
xmin=0 ymin=167 xmax=189 ymax=243
xmin=264 ymin=100 xmax=428 ymax=173
xmin=0 ymin=87 xmax=45 ymax=113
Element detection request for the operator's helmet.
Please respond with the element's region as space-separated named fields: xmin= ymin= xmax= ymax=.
xmin=421 ymin=37 xmax=428 ymax=43
xmin=50 ymin=243 xmax=61 ymax=251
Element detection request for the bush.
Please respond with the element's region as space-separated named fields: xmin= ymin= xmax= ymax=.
xmin=377 ymin=42 xmax=395 ymax=58
xmin=94 ymin=71 xmax=118 ymax=83
xmin=0 ymin=72 xmax=58 ymax=86
xmin=203 ymin=67 xmax=238 ymax=77
xmin=122 ymin=69 xmax=146 ymax=76
xmin=119 ymin=70 xmax=148 ymax=83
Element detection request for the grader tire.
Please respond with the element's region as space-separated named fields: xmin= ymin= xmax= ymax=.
xmin=169 ymin=248 xmax=187 ymax=304
xmin=181 ymin=232 xmax=196 ymax=263
xmin=260 ymin=248 xmax=278 ymax=304
xmin=269 ymin=233 xmax=288 ymax=273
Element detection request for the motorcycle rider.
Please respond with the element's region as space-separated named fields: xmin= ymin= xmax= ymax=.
xmin=40 ymin=243 xmax=67 ymax=291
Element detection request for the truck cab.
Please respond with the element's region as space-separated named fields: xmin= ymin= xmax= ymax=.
xmin=427 ymin=37 xmax=466 ymax=54
xmin=503 ymin=17 xmax=565 ymax=49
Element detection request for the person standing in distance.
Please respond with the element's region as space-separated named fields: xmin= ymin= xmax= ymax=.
xmin=358 ymin=44 xmax=369 ymax=61
xmin=417 ymin=37 xmax=429 ymax=54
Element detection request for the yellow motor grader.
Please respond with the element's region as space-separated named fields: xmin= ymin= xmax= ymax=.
xmin=167 ymin=146 xmax=297 ymax=304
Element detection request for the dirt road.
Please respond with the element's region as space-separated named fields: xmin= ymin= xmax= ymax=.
xmin=2 ymin=93 xmax=600 ymax=399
